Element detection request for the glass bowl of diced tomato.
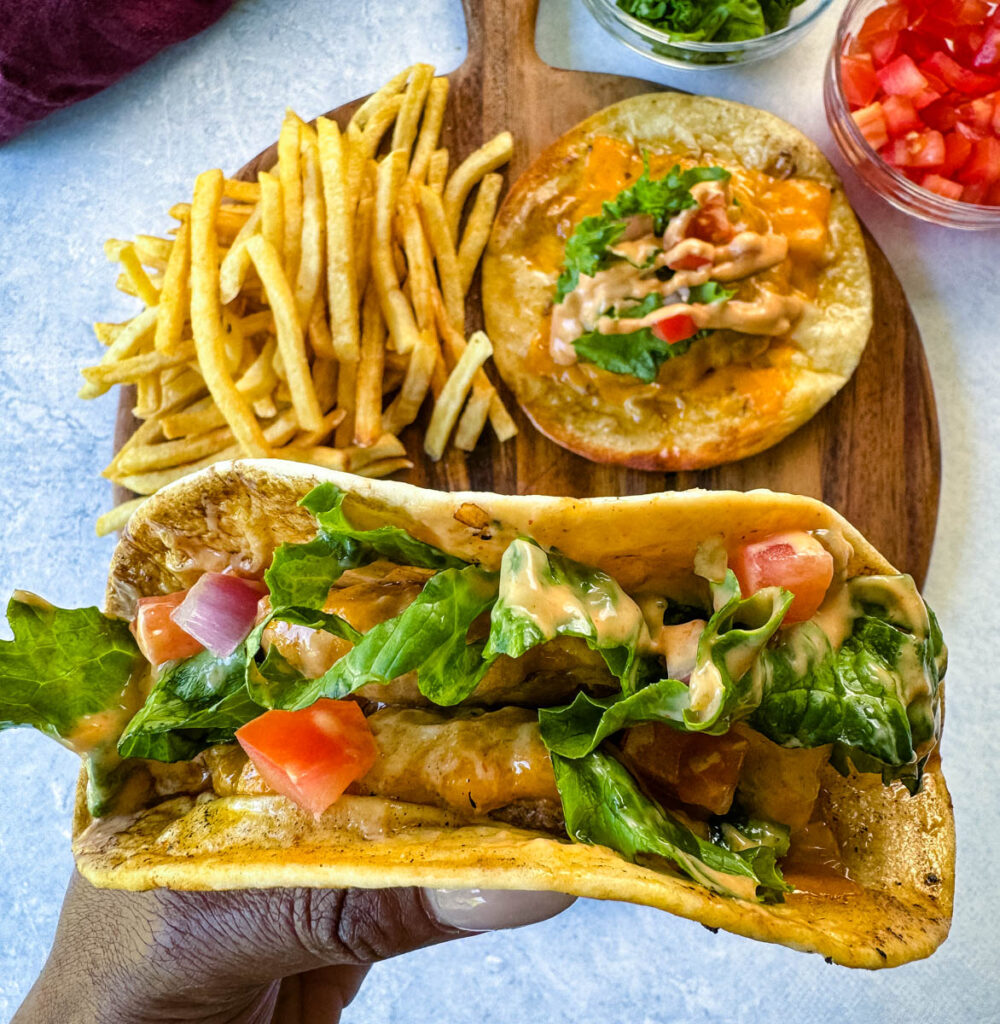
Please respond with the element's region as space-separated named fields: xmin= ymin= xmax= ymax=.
xmin=825 ymin=0 xmax=1000 ymax=228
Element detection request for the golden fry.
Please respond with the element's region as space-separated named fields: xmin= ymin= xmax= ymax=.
xmin=453 ymin=386 xmax=492 ymax=451
xmin=95 ymin=496 xmax=149 ymax=538
xmin=317 ymin=116 xmax=360 ymax=362
xmin=219 ymin=203 xmax=262 ymax=305
xmin=373 ymin=150 xmax=420 ymax=354
xmin=245 ymin=234 xmax=323 ymax=433
xmin=189 ymin=168 xmax=270 ymax=458
xmin=457 ymin=172 xmax=503 ymax=294
xmin=116 ymin=243 xmax=161 ymax=307
xmin=334 ymin=358 xmax=357 ymax=447
xmin=354 ymin=456 xmax=413 ymax=478
xmin=158 ymin=368 xmax=208 ymax=418
xmin=360 ymin=94 xmax=404 ymax=162
xmin=258 ymin=170 xmax=284 ymax=256
xmin=398 ymin=182 xmax=435 ymax=331
xmin=354 ymin=281 xmax=386 ymax=447
xmin=409 ymin=77 xmax=449 ymax=184
xmin=295 ymin=124 xmax=326 ymax=326
xmin=427 ymin=148 xmax=449 ymax=194
xmin=307 ymin=300 xmax=337 ymax=360
xmin=134 ymin=235 xmax=173 ymax=269
xmin=93 ymin=321 xmax=125 ymax=346
xmin=424 ymin=330 xmax=492 ymax=460
xmin=112 ymin=424 xmax=234 ymax=476
xmin=223 ymin=178 xmax=261 ymax=203
xmin=347 ymin=432 xmax=408 ymax=469
xmin=382 ymin=328 xmax=437 ymax=434
xmin=277 ymin=445 xmax=349 ymax=472
xmin=417 ymin=184 xmax=464 ymax=331
xmin=349 ymin=66 xmax=411 ymax=131
xmin=293 ymin=408 xmax=346 ymax=447
xmin=391 ymin=63 xmax=434 ymax=159
xmin=81 ymin=341 xmax=196 ymax=388
xmin=312 ymin=356 xmax=338 ymax=413
xmin=133 ymin=374 xmax=161 ymax=419
xmin=442 ymin=131 xmax=513 ymax=240
xmin=353 ymin=192 xmax=375 ymax=299
xmin=278 ymin=109 xmax=304 ymax=284
xmin=154 ymin=216 xmax=191 ymax=352
xmin=115 ymin=268 xmax=163 ymax=298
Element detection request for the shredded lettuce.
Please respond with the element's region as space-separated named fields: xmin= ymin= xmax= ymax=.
xmin=617 ymin=0 xmax=802 ymax=40
xmin=551 ymin=748 xmax=791 ymax=901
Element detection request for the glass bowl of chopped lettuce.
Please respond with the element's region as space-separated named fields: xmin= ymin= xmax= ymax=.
xmin=582 ymin=0 xmax=835 ymax=68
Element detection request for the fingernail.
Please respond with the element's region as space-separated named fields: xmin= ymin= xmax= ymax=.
xmin=425 ymin=887 xmax=576 ymax=932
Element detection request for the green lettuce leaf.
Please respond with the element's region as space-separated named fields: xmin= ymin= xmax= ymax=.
xmin=0 ymin=593 xmax=142 ymax=814
xmin=118 ymin=646 xmax=263 ymax=762
xmin=551 ymin=748 xmax=790 ymax=901
xmin=257 ymin=565 xmax=500 ymax=710
xmin=265 ymin=483 xmax=467 ymax=609
xmin=573 ymin=326 xmax=696 ymax=382
xmin=617 ymin=0 xmax=773 ymax=41
xmin=485 ymin=539 xmax=648 ymax=693
xmin=555 ymin=158 xmax=730 ymax=302
xmin=688 ymin=281 xmax=736 ymax=304
xmin=760 ymin=0 xmax=805 ymax=31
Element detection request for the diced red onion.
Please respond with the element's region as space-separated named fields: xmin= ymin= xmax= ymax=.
xmin=170 ymin=573 xmax=266 ymax=657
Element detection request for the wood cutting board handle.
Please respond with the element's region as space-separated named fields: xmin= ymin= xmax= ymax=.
xmin=459 ymin=0 xmax=544 ymax=80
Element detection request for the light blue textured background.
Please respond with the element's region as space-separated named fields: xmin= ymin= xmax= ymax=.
xmin=1 ymin=1 xmax=998 ymax=1020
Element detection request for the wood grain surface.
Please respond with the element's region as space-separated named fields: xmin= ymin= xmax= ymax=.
xmin=117 ymin=0 xmax=940 ymax=583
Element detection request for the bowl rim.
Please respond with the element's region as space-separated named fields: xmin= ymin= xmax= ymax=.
xmin=590 ymin=0 xmax=836 ymax=52
xmin=828 ymin=0 xmax=1000 ymax=220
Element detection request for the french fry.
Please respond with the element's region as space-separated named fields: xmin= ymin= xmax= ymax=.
xmin=170 ymin=201 xmax=252 ymax=237
xmin=354 ymin=280 xmax=386 ymax=446
xmin=360 ymin=94 xmax=405 ymax=162
xmin=81 ymin=341 xmax=196 ymax=388
xmin=382 ymin=328 xmax=437 ymax=434
xmin=424 ymin=330 xmax=492 ymax=459
xmin=317 ymin=116 xmax=360 ymax=363
xmin=391 ymin=63 xmax=434 ymax=159
xmin=346 ymin=432 xmax=408 ymax=469
xmin=373 ymin=150 xmax=420 ymax=354
xmin=354 ymin=456 xmax=413 ymax=478
xmin=277 ymin=445 xmax=349 ymax=471
xmin=134 ymin=235 xmax=173 ymax=269
xmin=219 ymin=203 xmax=262 ymax=305
xmin=116 ymin=269 xmax=163 ymax=297
xmin=417 ymin=184 xmax=464 ymax=331
xmin=158 ymin=367 xmax=208 ymax=418
xmin=409 ymin=77 xmax=449 ymax=184
xmin=486 ymin=392 xmax=518 ymax=443
xmin=238 ymin=310 xmax=275 ymax=336
xmin=116 ymin=243 xmax=161 ymax=307
xmin=312 ymin=355 xmax=338 ymax=413
xmin=94 ymin=321 xmax=125 ymax=346
xmin=189 ymin=168 xmax=270 ymax=458
xmin=259 ymin=170 xmax=284 ymax=256
xmin=278 ymin=110 xmax=304 ymax=284
xmin=112 ymin=424 xmax=235 ymax=476
xmin=96 ymin=495 xmax=150 ymax=537
xmin=295 ymin=124 xmax=326 ymax=327
xmin=353 ymin=192 xmax=375 ymax=299
xmin=398 ymin=182 xmax=435 ymax=331
xmin=334 ymin=358 xmax=357 ymax=446
xmin=245 ymin=234 xmax=323 ymax=433
xmin=253 ymin=395 xmax=277 ymax=419
xmin=223 ymin=178 xmax=261 ymax=204
xmin=453 ymin=385 xmax=493 ymax=451
xmin=457 ymin=172 xmax=503 ymax=294
xmin=154 ymin=216 xmax=191 ymax=352
xmin=349 ymin=65 xmax=411 ymax=131
xmin=307 ymin=300 xmax=337 ymax=360
xmin=292 ymin=407 xmax=346 ymax=447
xmin=442 ymin=131 xmax=513 ymax=240
xmin=427 ymin=148 xmax=449 ymax=194
xmin=134 ymin=374 xmax=161 ymax=420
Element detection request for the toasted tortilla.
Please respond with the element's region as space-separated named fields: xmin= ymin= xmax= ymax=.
xmin=73 ymin=462 xmax=952 ymax=969
xmin=482 ymin=92 xmax=873 ymax=470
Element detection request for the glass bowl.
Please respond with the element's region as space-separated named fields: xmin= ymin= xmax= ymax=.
xmin=581 ymin=0 xmax=835 ymax=70
xmin=824 ymin=0 xmax=1000 ymax=230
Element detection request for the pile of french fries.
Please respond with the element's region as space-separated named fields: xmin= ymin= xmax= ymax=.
xmin=83 ymin=64 xmax=517 ymax=537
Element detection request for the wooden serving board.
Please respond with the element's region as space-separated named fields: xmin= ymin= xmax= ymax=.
xmin=116 ymin=0 xmax=941 ymax=584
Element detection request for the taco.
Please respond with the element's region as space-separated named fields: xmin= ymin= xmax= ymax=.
xmin=1 ymin=463 xmax=951 ymax=968
xmin=482 ymin=92 xmax=873 ymax=470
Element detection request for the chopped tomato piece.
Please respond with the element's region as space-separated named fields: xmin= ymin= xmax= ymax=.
xmin=858 ymin=2 xmax=908 ymax=45
xmin=666 ymin=250 xmax=712 ymax=271
xmin=842 ymin=54 xmax=879 ymax=108
xmin=882 ymin=94 xmax=923 ymax=134
xmin=962 ymin=180 xmax=990 ymax=202
xmin=730 ymin=531 xmax=834 ymax=624
xmin=921 ymin=173 xmax=964 ymax=199
xmin=131 ymin=591 xmax=205 ymax=665
xmin=869 ymin=30 xmax=901 ymax=66
xmin=897 ymin=28 xmax=939 ymax=62
xmin=908 ymin=129 xmax=947 ymax=167
xmin=687 ymin=203 xmax=734 ymax=244
xmin=852 ymin=101 xmax=890 ymax=150
xmin=877 ymin=54 xmax=929 ymax=96
xmin=922 ymin=51 xmax=1000 ymax=96
xmin=651 ymin=313 xmax=699 ymax=345
xmin=236 ymin=699 xmax=377 ymax=817
xmin=985 ymin=178 xmax=1000 ymax=203
xmin=960 ymin=135 xmax=1000 ymax=183
xmin=921 ymin=99 xmax=960 ymax=132
xmin=941 ymin=130 xmax=974 ymax=175
xmin=973 ymin=26 xmax=1000 ymax=68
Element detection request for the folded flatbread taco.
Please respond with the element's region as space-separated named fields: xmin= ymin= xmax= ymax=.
xmin=483 ymin=92 xmax=873 ymax=470
xmin=1 ymin=463 xmax=952 ymax=968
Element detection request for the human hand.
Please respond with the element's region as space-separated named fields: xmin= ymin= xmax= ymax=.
xmin=14 ymin=870 xmax=575 ymax=1023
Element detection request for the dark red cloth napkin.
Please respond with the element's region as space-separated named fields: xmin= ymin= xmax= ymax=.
xmin=0 ymin=0 xmax=235 ymax=143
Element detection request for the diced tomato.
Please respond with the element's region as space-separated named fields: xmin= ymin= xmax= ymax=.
xmin=985 ymin=178 xmax=1000 ymax=203
xmin=877 ymin=54 xmax=929 ymax=96
xmin=955 ymin=92 xmax=999 ymax=130
xmin=852 ymin=101 xmax=890 ymax=150
xmin=131 ymin=591 xmax=205 ymax=665
xmin=941 ymin=129 xmax=974 ymax=175
xmin=897 ymin=28 xmax=939 ymax=62
xmin=730 ymin=531 xmax=834 ymax=624
xmin=921 ymin=173 xmax=965 ymax=199
xmin=922 ymin=51 xmax=1000 ymax=96
xmin=962 ymin=181 xmax=990 ymax=202
xmin=858 ymin=2 xmax=909 ymax=44
xmin=869 ymin=30 xmax=901 ymax=66
xmin=841 ymin=53 xmax=879 ymax=108
xmin=687 ymin=202 xmax=734 ymax=244
xmin=651 ymin=313 xmax=699 ymax=345
xmin=883 ymin=137 xmax=913 ymax=167
xmin=666 ymin=250 xmax=712 ymax=271
xmin=956 ymin=118 xmax=987 ymax=140
xmin=973 ymin=26 xmax=1000 ymax=68
xmin=959 ymin=135 xmax=1000 ymax=182
xmin=882 ymin=94 xmax=923 ymax=134
xmin=908 ymin=129 xmax=947 ymax=167
xmin=921 ymin=99 xmax=960 ymax=132
xmin=235 ymin=699 xmax=378 ymax=817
